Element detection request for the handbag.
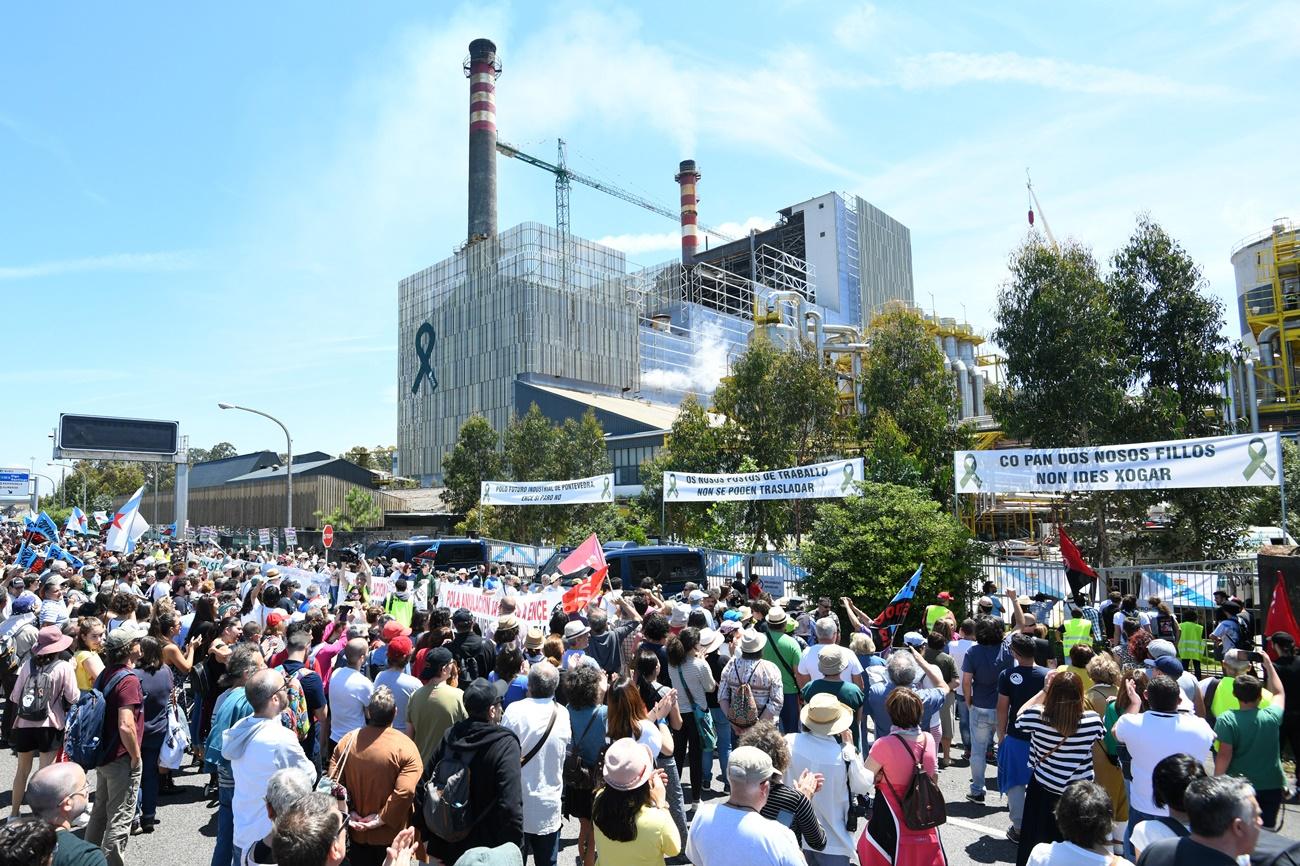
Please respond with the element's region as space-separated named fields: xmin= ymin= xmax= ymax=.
xmin=317 ymin=731 xmax=355 ymax=812
xmin=882 ymin=733 xmax=946 ymax=830
xmin=563 ymin=711 xmax=603 ymax=793
xmin=159 ymin=693 xmax=191 ymax=771
xmin=677 ymin=667 xmax=717 ymax=752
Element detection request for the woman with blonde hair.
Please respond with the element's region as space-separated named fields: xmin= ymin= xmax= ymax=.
xmin=1013 ymin=670 xmax=1105 ymax=866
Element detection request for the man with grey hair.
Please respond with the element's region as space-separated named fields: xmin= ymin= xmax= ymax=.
xmin=327 ymin=638 xmax=374 ymax=753
xmin=25 ymin=762 xmax=107 ymax=866
xmin=243 ymin=767 xmax=314 ymax=866
xmin=226 ymin=669 xmax=314 ymax=864
xmin=502 ymin=662 xmax=571 ymax=866
xmin=864 ymin=645 xmax=951 ymax=745
xmin=795 ymin=614 xmax=864 ymax=691
xmin=271 ymin=792 xmax=350 ymax=866
xmin=1136 ymin=775 xmax=1261 ymax=865
xmin=686 ymin=745 xmax=805 ymax=866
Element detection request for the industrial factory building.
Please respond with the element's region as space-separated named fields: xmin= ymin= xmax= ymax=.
xmin=397 ymin=38 xmax=991 ymax=486
xmin=1234 ymin=218 xmax=1300 ymax=430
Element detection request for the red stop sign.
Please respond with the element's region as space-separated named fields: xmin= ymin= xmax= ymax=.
xmin=322 ymin=525 xmax=334 ymax=548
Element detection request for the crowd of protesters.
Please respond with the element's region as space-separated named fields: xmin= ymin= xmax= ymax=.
xmin=0 ymin=522 xmax=1297 ymax=866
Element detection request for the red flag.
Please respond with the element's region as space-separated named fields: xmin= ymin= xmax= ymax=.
xmin=558 ymin=533 xmax=606 ymax=577
xmin=1265 ymin=571 xmax=1300 ymax=660
xmin=562 ymin=565 xmax=607 ymax=615
xmin=1058 ymin=527 xmax=1097 ymax=600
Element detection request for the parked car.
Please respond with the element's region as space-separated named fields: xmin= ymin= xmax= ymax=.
xmin=364 ymin=536 xmax=489 ymax=568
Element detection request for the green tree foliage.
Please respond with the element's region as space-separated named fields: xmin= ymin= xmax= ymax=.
xmin=442 ymin=416 xmax=504 ymax=515
xmin=638 ymin=395 xmax=726 ymax=542
xmin=457 ymin=405 xmax=615 ymax=545
xmin=314 ymin=487 xmax=384 ymax=530
xmin=343 ymin=446 xmax=375 ymax=470
xmin=1245 ymin=439 xmax=1300 ymax=543
xmin=858 ymin=306 xmax=970 ymax=498
xmin=799 ymin=482 xmax=976 ymax=625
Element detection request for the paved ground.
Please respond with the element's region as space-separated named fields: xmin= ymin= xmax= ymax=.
xmin=1 ymin=745 xmax=1297 ymax=865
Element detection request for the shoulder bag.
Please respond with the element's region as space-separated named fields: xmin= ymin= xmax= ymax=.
xmin=521 ymin=705 xmax=558 ymax=767
xmin=882 ymin=733 xmax=946 ymax=830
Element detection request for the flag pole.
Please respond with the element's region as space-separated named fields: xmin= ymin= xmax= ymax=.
xmin=1281 ymin=464 xmax=1289 ymax=541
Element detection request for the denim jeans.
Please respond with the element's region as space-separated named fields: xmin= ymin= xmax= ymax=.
xmin=968 ymin=706 xmax=998 ymax=795
xmin=1007 ymin=784 xmax=1026 ymax=828
xmin=703 ymin=706 xmax=733 ymax=788
xmin=779 ymin=693 xmax=802 ymax=734
xmin=139 ymin=739 xmax=162 ymax=820
xmin=955 ymin=697 xmax=972 ymax=747
xmin=522 ymin=830 xmax=560 ymax=866
xmin=211 ymin=785 xmax=237 ymax=866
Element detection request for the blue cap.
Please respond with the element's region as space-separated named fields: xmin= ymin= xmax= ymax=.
xmin=11 ymin=595 xmax=36 ymax=614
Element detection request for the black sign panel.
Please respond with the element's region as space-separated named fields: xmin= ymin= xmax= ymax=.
xmin=58 ymin=414 xmax=178 ymax=455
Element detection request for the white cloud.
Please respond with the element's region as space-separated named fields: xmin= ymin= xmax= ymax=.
xmin=597 ymin=216 xmax=774 ymax=257
xmin=0 ymin=251 xmax=195 ymax=281
xmin=834 ymin=3 xmax=880 ymax=49
xmin=898 ymin=51 xmax=1232 ymax=97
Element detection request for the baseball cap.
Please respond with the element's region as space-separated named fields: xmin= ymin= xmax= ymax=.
xmin=903 ymin=631 xmax=926 ymax=647
xmin=11 ymin=596 xmax=35 ymax=614
xmin=688 ymin=589 xmax=705 ymax=603
xmin=452 ymin=608 xmax=474 ymax=627
xmin=387 ymin=635 xmax=413 ymax=659
xmin=463 ymin=678 xmax=500 ymax=717
xmin=382 ymin=620 xmax=412 ymax=641
xmin=1153 ymin=656 xmax=1185 ymax=679
xmin=937 ymin=591 xmax=953 ymax=601
xmin=727 ymin=746 xmax=776 ymax=785
xmin=425 ymin=647 xmax=454 ymax=675
xmin=1146 ymin=639 xmax=1177 ymax=660
xmin=105 ymin=622 xmax=149 ymax=651
xmin=266 ymin=611 xmax=286 ymax=628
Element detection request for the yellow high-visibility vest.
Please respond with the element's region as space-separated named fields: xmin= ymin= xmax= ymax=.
xmin=1178 ymin=622 xmax=1205 ymax=661
xmin=1062 ymin=618 xmax=1093 ymax=654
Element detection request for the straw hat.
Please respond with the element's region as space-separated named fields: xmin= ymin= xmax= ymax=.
xmin=766 ymin=607 xmax=789 ymax=627
xmin=739 ymin=629 xmax=767 ymax=654
xmin=800 ymin=692 xmax=854 ymax=736
xmin=524 ymin=626 xmax=545 ymax=651
xmin=698 ymin=628 xmax=724 ymax=654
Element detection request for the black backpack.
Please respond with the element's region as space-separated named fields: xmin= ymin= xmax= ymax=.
xmin=883 ymin=733 xmax=946 ymax=830
xmin=563 ymin=712 xmax=603 ymax=794
xmin=421 ymin=747 xmax=479 ymax=843
xmin=18 ymin=659 xmax=58 ymax=722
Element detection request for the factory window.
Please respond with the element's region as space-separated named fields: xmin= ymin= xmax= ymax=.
xmin=820 ymin=232 xmax=826 ymax=238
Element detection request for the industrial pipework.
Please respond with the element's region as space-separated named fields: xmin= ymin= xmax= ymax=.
xmin=466 ymin=38 xmax=501 ymax=244
xmin=675 ymin=160 xmax=701 ymax=264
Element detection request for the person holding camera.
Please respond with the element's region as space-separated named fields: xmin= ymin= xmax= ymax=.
xmin=784 ymin=692 xmax=871 ymax=866
xmin=1213 ymin=647 xmax=1286 ymax=829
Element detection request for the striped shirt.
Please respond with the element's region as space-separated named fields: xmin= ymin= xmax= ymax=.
xmin=1017 ymin=706 xmax=1104 ymax=793
xmin=761 ymin=780 xmax=826 ymax=851
xmin=669 ymin=657 xmax=716 ymax=712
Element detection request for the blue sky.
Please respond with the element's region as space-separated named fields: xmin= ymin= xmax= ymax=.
xmin=3 ymin=2 xmax=1298 ymax=492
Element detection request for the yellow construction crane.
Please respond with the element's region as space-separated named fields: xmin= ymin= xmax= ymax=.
xmin=1026 ymin=169 xmax=1058 ymax=250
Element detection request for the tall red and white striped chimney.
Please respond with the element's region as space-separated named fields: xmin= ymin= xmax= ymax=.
xmin=466 ymin=38 xmax=500 ymax=244
xmin=675 ymin=159 xmax=701 ymax=264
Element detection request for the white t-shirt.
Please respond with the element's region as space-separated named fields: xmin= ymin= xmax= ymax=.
xmin=1112 ymin=710 xmax=1214 ymax=815
xmin=1130 ymin=819 xmax=1188 ymax=860
xmin=150 ymin=581 xmax=171 ymax=604
xmin=948 ymin=638 xmax=974 ymax=671
xmin=1112 ymin=610 xmax=1150 ymax=635
xmin=686 ymin=802 xmax=806 ymax=866
xmin=1026 ymin=842 xmax=1132 ymax=866
xmin=797 ymin=644 xmax=864 ymax=684
xmin=634 ymin=718 xmax=665 ymax=759
xmin=328 ymin=666 xmax=375 ymax=743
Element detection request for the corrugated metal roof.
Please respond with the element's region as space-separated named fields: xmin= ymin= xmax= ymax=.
xmin=524 ymin=382 xmax=681 ymax=429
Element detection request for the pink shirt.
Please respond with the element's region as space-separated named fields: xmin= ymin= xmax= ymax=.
xmin=9 ymin=658 xmax=80 ymax=730
xmin=870 ymin=730 xmax=938 ymax=810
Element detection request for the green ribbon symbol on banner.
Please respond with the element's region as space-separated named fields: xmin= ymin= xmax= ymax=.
xmin=841 ymin=461 xmax=855 ymax=492
xmin=959 ymin=454 xmax=983 ymax=489
xmin=667 ymin=474 xmax=679 ymax=499
xmin=602 ymin=476 xmax=612 ymax=500
xmin=1243 ymin=437 xmax=1277 ymax=481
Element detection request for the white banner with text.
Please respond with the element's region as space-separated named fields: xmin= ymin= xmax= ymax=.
xmin=436 ymin=583 xmax=564 ymax=634
xmin=663 ymin=458 xmax=864 ymax=502
xmin=954 ymin=432 xmax=1282 ymax=494
xmin=481 ymin=474 xmax=615 ymax=506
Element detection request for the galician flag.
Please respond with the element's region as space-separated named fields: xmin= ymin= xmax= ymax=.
xmin=106 ymin=485 xmax=150 ymax=554
xmin=66 ymin=507 xmax=90 ymax=535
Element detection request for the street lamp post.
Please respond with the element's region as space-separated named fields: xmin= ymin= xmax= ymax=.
xmin=46 ymin=463 xmax=67 ymax=510
xmin=30 ymin=473 xmax=55 ymax=513
xmin=218 ymin=402 xmax=293 ymax=529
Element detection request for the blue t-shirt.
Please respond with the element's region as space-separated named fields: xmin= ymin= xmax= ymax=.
xmin=866 ymin=674 xmax=945 ymax=740
xmin=963 ymin=644 xmax=1006 ymax=709
xmin=997 ymin=665 xmax=1047 ymax=739
xmin=568 ymin=704 xmax=608 ymax=764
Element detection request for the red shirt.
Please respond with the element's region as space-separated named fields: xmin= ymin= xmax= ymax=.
xmin=98 ymin=665 xmax=143 ymax=764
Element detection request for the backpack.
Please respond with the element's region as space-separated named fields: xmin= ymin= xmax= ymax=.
xmin=17 ymin=659 xmax=59 ymax=722
xmin=726 ymin=661 xmax=761 ymax=728
xmin=274 ymin=665 xmax=312 ymax=741
xmin=421 ymin=746 xmax=479 ymax=843
xmin=1154 ymin=614 xmax=1176 ymax=641
xmin=0 ymin=631 xmax=19 ymax=679
xmin=1237 ymin=611 xmax=1255 ymax=647
xmin=563 ymin=712 xmax=603 ymax=794
xmin=882 ymin=733 xmax=946 ymax=830
xmin=64 ymin=669 xmax=136 ymax=770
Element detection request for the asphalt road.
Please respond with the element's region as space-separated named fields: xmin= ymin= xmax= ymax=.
xmin=1 ymin=744 xmax=1296 ymax=865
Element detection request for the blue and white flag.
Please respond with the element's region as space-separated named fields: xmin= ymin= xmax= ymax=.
xmin=871 ymin=564 xmax=925 ymax=646
xmin=35 ymin=512 xmax=61 ymax=543
xmin=106 ymin=485 xmax=150 ymax=554
xmin=16 ymin=542 xmax=46 ymax=573
xmin=66 ymin=507 xmax=90 ymax=535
